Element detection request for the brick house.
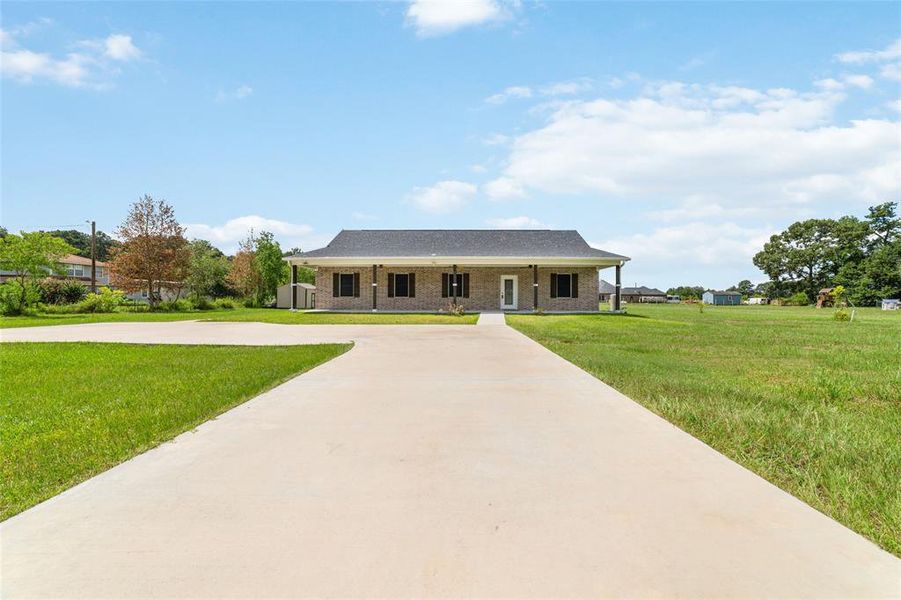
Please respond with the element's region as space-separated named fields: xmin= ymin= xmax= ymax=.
xmin=286 ymin=230 xmax=629 ymax=312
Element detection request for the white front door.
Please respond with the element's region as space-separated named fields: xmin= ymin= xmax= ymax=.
xmin=500 ymin=275 xmax=518 ymax=310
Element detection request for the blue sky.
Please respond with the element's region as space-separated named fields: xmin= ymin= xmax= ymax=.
xmin=2 ymin=1 xmax=899 ymax=288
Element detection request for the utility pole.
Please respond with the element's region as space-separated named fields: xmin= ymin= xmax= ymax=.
xmin=90 ymin=220 xmax=97 ymax=293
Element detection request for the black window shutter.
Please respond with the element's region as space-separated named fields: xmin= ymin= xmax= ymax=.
xmin=462 ymin=273 xmax=470 ymax=298
xmin=388 ymin=273 xmax=395 ymax=298
xmin=409 ymin=273 xmax=415 ymax=297
xmin=441 ymin=273 xmax=448 ymax=298
xmin=333 ymin=273 xmax=339 ymax=297
xmin=572 ymin=273 xmax=579 ymax=298
xmin=353 ymin=272 xmax=360 ymax=297
xmin=550 ymin=273 xmax=557 ymax=298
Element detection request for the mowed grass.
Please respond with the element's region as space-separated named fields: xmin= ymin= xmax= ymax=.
xmin=0 ymin=342 xmax=351 ymax=520
xmin=508 ymin=304 xmax=901 ymax=555
xmin=0 ymin=308 xmax=478 ymax=328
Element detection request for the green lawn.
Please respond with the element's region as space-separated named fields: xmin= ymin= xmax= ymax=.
xmin=507 ymin=304 xmax=901 ymax=555
xmin=0 ymin=342 xmax=351 ymax=520
xmin=0 ymin=308 xmax=478 ymax=328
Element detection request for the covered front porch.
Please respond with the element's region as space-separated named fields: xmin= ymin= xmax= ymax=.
xmin=286 ymin=258 xmax=628 ymax=313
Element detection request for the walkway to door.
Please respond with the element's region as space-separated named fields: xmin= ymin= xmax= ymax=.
xmin=1 ymin=320 xmax=897 ymax=597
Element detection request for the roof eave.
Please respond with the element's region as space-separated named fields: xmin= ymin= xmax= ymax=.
xmin=285 ymin=255 xmax=629 ymax=267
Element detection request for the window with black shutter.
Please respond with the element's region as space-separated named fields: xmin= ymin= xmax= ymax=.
xmin=389 ymin=273 xmax=415 ymax=297
xmin=551 ymin=273 xmax=578 ymax=298
xmin=441 ymin=273 xmax=469 ymax=298
xmin=336 ymin=273 xmax=356 ymax=297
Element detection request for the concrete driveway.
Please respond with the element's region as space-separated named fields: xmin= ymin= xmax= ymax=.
xmin=1 ymin=320 xmax=898 ymax=598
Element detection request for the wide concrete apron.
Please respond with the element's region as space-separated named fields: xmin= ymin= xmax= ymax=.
xmin=2 ymin=321 xmax=898 ymax=598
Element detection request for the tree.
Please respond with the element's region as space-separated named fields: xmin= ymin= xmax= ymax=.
xmin=734 ymin=280 xmax=754 ymax=297
xmin=109 ymin=195 xmax=190 ymax=308
xmin=865 ymin=202 xmax=900 ymax=248
xmin=45 ymin=229 xmax=118 ymax=262
xmin=255 ymin=231 xmax=289 ymax=303
xmin=185 ymin=239 xmax=230 ymax=300
xmin=0 ymin=231 xmax=75 ymax=313
xmin=752 ymin=203 xmax=899 ymax=305
xmin=228 ymin=233 xmax=262 ymax=303
xmin=666 ymin=285 xmax=705 ymax=300
xmin=753 ymin=219 xmax=857 ymax=301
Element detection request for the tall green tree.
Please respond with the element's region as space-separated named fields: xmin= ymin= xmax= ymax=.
xmin=0 ymin=232 xmax=76 ymax=313
xmin=733 ymin=280 xmax=754 ymax=297
xmin=753 ymin=218 xmax=861 ymax=301
xmin=255 ymin=231 xmax=288 ymax=303
xmin=185 ymin=239 xmax=230 ymax=300
xmin=45 ymin=229 xmax=118 ymax=262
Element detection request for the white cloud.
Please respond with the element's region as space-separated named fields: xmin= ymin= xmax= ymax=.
xmin=815 ymin=74 xmax=874 ymax=91
xmin=103 ymin=34 xmax=142 ymax=61
xmin=486 ymin=215 xmax=548 ymax=229
xmin=184 ymin=215 xmax=323 ymax=253
xmin=407 ymin=180 xmax=477 ymax=213
xmin=880 ymin=63 xmax=901 ymax=81
xmin=482 ymin=81 xmax=899 ymax=209
xmin=888 ymin=99 xmax=901 ymax=113
xmin=836 ymin=39 xmax=901 ymax=64
xmin=216 ymin=84 xmax=253 ymax=102
xmin=351 ymin=211 xmax=379 ymax=221
xmin=483 ymin=176 xmax=526 ymax=199
xmin=843 ymin=74 xmax=874 ymax=89
xmin=485 ymin=85 xmax=532 ymax=104
xmin=406 ymin=0 xmax=513 ymax=37
xmin=1 ymin=27 xmax=141 ymax=89
xmin=540 ymin=78 xmax=594 ymax=96
xmin=598 ymin=221 xmax=775 ymax=270
xmin=835 ymin=39 xmax=901 ymax=83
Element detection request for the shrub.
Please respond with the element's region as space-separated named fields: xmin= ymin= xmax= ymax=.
xmin=833 ymin=308 xmax=851 ymax=321
xmin=442 ymin=302 xmax=466 ymax=316
xmin=189 ymin=296 xmax=215 ymax=311
xmin=38 ymin=278 xmax=88 ymax=305
xmin=785 ymin=292 xmax=810 ymax=306
xmin=0 ymin=281 xmax=40 ymax=316
xmin=75 ymin=287 xmax=125 ymax=313
xmin=214 ymin=297 xmax=237 ymax=310
xmin=157 ymin=299 xmax=193 ymax=312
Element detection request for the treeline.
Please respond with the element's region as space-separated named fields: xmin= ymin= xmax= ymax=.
xmin=753 ymin=202 xmax=899 ymax=306
xmin=0 ymin=195 xmax=312 ymax=315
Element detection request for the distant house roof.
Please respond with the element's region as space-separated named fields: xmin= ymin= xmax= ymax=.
xmin=60 ymin=254 xmax=108 ymax=267
xmin=293 ymin=230 xmax=629 ymax=266
xmin=598 ymin=280 xmax=665 ymax=296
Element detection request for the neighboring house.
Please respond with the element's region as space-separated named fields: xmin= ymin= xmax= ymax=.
xmin=0 ymin=254 xmax=109 ymax=287
xmin=276 ymin=282 xmax=315 ymax=309
xmin=747 ymin=297 xmax=769 ymax=305
xmin=287 ymin=230 xmax=629 ymax=312
xmin=882 ymin=299 xmax=900 ymax=311
xmin=702 ymin=290 xmax=743 ymax=305
xmin=599 ymin=280 xmax=666 ymax=303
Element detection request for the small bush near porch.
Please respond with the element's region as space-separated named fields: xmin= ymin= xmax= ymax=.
xmin=507 ymin=304 xmax=901 ymax=556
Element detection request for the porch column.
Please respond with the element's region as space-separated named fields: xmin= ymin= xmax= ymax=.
xmin=614 ymin=263 xmax=622 ymax=311
xmin=372 ymin=265 xmax=378 ymax=311
xmin=452 ymin=264 xmax=457 ymax=305
xmin=291 ymin=265 xmax=297 ymax=310
xmin=533 ymin=264 xmax=538 ymax=310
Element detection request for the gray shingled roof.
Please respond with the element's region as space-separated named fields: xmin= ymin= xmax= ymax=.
xmin=300 ymin=230 xmax=628 ymax=260
xmin=599 ymin=280 xmax=665 ymax=296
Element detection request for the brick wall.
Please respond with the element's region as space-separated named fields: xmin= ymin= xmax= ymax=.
xmin=314 ymin=266 xmax=599 ymax=312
